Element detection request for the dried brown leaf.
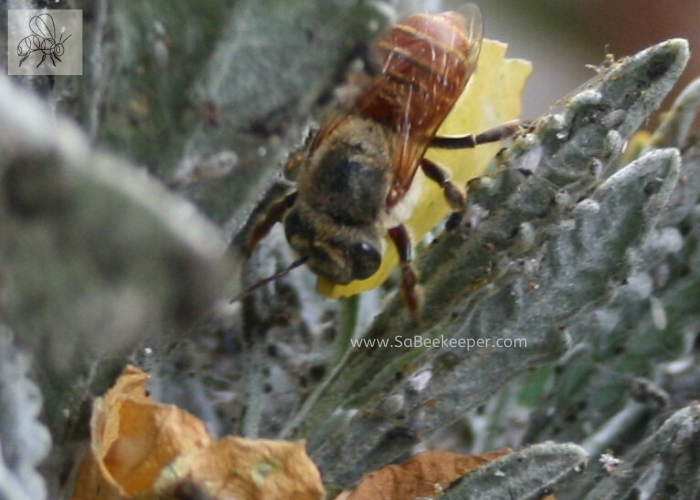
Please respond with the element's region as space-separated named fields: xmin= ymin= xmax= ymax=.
xmin=71 ymin=366 xmax=212 ymax=500
xmin=71 ymin=366 xmax=323 ymax=500
xmin=339 ymin=449 xmax=511 ymax=500
xmin=155 ymin=436 xmax=325 ymax=500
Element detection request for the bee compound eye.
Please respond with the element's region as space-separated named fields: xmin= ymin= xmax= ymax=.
xmin=350 ymin=241 xmax=382 ymax=280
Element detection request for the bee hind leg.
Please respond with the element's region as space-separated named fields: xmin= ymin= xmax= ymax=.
xmin=246 ymin=191 xmax=297 ymax=256
xmin=421 ymin=158 xmax=465 ymax=211
xmin=429 ymin=119 xmax=530 ymax=150
xmin=389 ymin=225 xmax=423 ymax=323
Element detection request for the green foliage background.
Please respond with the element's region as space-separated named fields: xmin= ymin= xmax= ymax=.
xmin=0 ymin=1 xmax=699 ymax=499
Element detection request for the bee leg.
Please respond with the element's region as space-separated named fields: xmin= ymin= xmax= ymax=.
xmin=429 ymin=119 xmax=529 ymax=150
xmin=247 ymin=192 xmax=297 ymax=256
xmin=421 ymin=158 xmax=465 ymax=211
xmin=282 ymin=149 xmax=306 ymax=179
xmin=389 ymin=225 xmax=422 ymax=322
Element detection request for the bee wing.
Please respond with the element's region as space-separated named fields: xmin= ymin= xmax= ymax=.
xmin=307 ymin=112 xmax=351 ymax=153
xmin=30 ymin=14 xmax=56 ymax=40
xmin=384 ymin=5 xmax=484 ymax=204
xmin=308 ymin=6 xmax=483 ymax=204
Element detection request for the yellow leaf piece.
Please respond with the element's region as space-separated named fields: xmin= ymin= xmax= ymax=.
xmin=71 ymin=366 xmax=324 ymax=500
xmin=334 ymin=449 xmax=511 ymax=500
xmin=318 ymin=39 xmax=532 ymax=298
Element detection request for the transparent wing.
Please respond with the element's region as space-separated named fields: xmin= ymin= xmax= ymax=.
xmin=387 ymin=6 xmax=483 ymax=204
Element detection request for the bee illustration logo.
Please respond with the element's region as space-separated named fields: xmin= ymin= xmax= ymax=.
xmin=17 ymin=13 xmax=72 ymax=68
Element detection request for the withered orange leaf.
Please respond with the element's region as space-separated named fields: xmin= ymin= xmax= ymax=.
xmin=154 ymin=436 xmax=325 ymax=500
xmin=71 ymin=365 xmax=324 ymax=500
xmin=71 ymin=365 xmax=212 ymax=500
xmin=338 ymin=449 xmax=511 ymax=500
xmin=102 ymin=399 xmax=213 ymax=494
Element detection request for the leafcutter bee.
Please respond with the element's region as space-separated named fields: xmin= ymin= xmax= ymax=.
xmin=244 ymin=5 xmax=526 ymax=320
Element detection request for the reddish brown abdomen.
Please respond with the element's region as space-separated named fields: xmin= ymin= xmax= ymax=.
xmin=360 ymin=11 xmax=480 ymax=134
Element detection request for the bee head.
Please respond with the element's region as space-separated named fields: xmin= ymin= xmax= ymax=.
xmin=284 ymin=202 xmax=382 ymax=284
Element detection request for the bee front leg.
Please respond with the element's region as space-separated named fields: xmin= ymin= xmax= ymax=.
xmin=429 ymin=119 xmax=529 ymax=150
xmin=388 ymin=225 xmax=422 ymax=322
xmin=246 ymin=192 xmax=297 ymax=256
xmin=421 ymin=158 xmax=466 ymax=211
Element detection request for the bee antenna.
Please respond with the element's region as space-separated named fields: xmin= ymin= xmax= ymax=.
xmin=230 ymin=257 xmax=308 ymax=303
